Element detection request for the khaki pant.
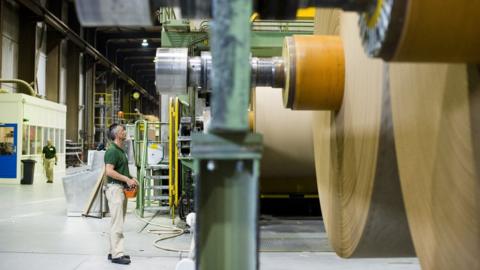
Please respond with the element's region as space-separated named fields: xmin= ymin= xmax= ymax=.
xmin=105 ymin=183 xmax=128 ymax=259
xmin=44 ymin=158 xmax=55 ymax=182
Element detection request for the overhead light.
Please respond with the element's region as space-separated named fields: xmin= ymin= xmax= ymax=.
xmin=141 ymin=39 xmax=149 ymax=47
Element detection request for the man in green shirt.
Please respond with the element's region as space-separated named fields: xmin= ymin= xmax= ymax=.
xmin=42 ymin=140 xmax=57 ymax=183
xmin=104 ymin=123 xmax=138 ymax=265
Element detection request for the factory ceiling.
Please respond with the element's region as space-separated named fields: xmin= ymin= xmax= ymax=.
xmin=94 ymin=27 xmax=161 ymax=96
xmin=13 ymin=0 xmax=162 ymax=102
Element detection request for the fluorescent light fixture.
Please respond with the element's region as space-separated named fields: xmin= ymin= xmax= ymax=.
xmin=141 ymin=39 xmax=149 ymax=47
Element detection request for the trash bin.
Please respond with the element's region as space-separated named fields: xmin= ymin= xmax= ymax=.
xmin=21 ymin=159 xmax=36 ymax=185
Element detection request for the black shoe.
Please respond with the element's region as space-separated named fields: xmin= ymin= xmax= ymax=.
xmin=108 ymin=254 xmax=130 ymax=260
xmin=111 ymin=256 xmax=131 ymax=265
xmin=46 ymin=181 xmax=53 ymax=183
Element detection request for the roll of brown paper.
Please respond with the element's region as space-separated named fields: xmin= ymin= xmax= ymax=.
xmin=390 ymin=63 xmax=480 ymax=269
xmin=391 ymin=0 xmax=480 ymax=62
xmin=254 ymin=87 xmax=317 ymax=194
xmin=312 ymin=9 xmax=415 ymax=257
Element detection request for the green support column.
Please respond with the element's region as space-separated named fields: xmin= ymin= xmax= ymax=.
xmin=193 ymin=134 xmax=262 ymax=270
xmin=209 ymin=0 xmax=252 ymax=132
xmin=193 ymin=1 xmax=262 ymax=270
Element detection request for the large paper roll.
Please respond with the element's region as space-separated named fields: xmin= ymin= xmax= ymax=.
xmin=254 ymin=87 xmax=317 ymax=194
xmin=312 ymin=10 xmax=414 ymax=257
xmin=392 ymin=0 xmax=480 ymax=62
xmin=390 ymin=63 xmax=480 ymax=269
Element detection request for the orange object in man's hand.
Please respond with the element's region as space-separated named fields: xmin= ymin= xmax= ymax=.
xmin=124 ymin=186 xmax=137 ymax=198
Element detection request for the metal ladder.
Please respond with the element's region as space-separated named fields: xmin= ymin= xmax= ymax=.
xmin=134 ymin=120 xmax=170 ymax=218
xmin=143 ymin=163 xmax=170 ymax=213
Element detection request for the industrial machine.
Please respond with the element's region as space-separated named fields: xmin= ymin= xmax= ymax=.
xmin=154 ymin=34 xmax=344 ymax=111
xmin=75 ymin=1 xmax=480 ymax=270
xmin=153 ymin=22 xmax=344 ymax=270
xmin=76 ymin=0 xmax=480 ymax=63
xmin=132 ymin=94 xmax=201 ymax=222
xmin=169 ymin=97 xmax=203 ymax=220
xmin=257 ymin=0 xmax=480 ymax=62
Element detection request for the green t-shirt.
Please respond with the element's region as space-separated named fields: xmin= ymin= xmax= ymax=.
xmin=42 ymin=145 xmax=56 ymax=159
xmin=104 ymin=143 xmax=131 ymax=186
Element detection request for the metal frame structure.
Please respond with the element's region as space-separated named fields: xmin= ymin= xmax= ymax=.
xmin=169 ymin=95 xmax=199 ymax=222
xmin=134 ymin=119 xmax=170 ymax=217
xmin=159 ymin=8 xmax=314 ymax=58
xmin=94 ymin=92 xmax=115 ymax=145
xmin=192 ymin=1 xmax=263 ymax=270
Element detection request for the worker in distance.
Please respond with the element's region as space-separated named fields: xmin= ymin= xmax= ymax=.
xmin=42 ymin=140 xmax=57 ymax=183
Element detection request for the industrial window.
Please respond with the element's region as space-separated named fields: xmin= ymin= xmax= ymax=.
xmin=22 ymin=124 xmax=29 ymax=155
xmin=29 ymin=126 xmax=36 ymax=155
xmin=35 ymin=126 xmax=43 ymax=154
xmin=43 ymin=127 xmax=48 ymax=149
xmin=23 ymin=126 xmax=64 ymax=155
xmin=59 ymin=129 xmax=65 ymax=153
xmin=55 ymin=128 xmax=60 ymax=153
xmin=48 ymin=127 xmax=54 ymax=147
xmin=28 ymin=126 xmax=43 ymax=155
xmin=0 ymin=127 xmax=15 ymax=155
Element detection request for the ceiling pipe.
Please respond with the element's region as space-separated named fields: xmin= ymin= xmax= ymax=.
xmin=0 ymin=79 xmax=37 ymax=97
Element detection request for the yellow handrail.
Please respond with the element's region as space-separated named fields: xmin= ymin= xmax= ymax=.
xmin=174 ymin=97 xmax=179 ymax=208
xmin=167 ymin=97 xmax=181 ymax=222
xmin=168 ymin=97 xmax=174 ymax=208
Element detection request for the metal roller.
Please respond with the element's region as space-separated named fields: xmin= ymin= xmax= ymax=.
xmin=154 ymin=48 xmax=189 ymax=95
xmin=156 ymin=35 xmax=345 ymax=111
xmin=250 ymin=57 xmax=285 ymax=89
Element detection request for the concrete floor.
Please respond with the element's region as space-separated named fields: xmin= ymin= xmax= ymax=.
xmin=0 ymin=178 xmax=421 ymax=270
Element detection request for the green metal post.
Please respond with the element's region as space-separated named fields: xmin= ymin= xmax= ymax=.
xmin=209 ymin=0 xmax=252 ymax=132
xmin=193 ymin=1 xmax=262 ymax=270
xmin=193 ymin=134 xmax=262 ymax=270
xmin=134 ymin=120 xmax=148 ymax=217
